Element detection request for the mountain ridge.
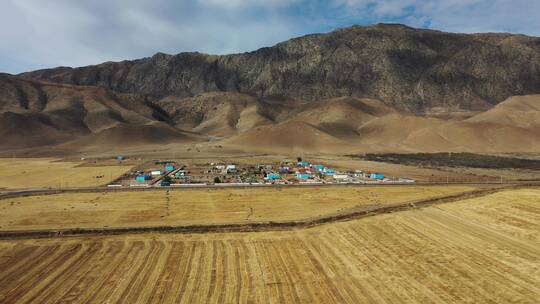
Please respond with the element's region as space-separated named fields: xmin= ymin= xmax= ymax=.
xmin=19 ymin=23 xmax=540 ymax=113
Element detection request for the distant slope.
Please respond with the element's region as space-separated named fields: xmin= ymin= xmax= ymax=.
xmin=62 ymin=122 xmax=202 ymax=150
xmin=222 ymin=96 xmax=540 ymax=153
xmin=1 ymin=74 xmax=539 ymax=154
xmin=20 ymin=24 xmax=540 ymax=113
xmin=0 ymin=74 xmax=204 ymax=150
xmin=224 ymin=120 xmax=354 ymax=154
xmin=466 ymin=95 xmax=540 ymax=129
xmin=154 ymin=92 xmax=274 ymax=137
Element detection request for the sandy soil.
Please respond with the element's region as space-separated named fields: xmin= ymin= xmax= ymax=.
xmin=0 ymin=188 xmax=537 ymax=303
xmin=0 ymin=185 xmax=477 ymax=231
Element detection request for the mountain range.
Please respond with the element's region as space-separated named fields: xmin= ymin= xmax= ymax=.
xmin=2 ymin=24 xmax=540 ymax=154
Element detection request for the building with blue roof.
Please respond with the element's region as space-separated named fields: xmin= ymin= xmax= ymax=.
xmin=370 ymin=173 xmax=385 ymax=179
xmin=323 ymin=168 xmax=336 ymax=175
xmin=296 ymin=173 xmax=311 ymax=180
xmin=265 ymin=173 xmax=281 ymax=180
xmin=313 ymin=164 xmax=325 ymax=171
xmin=135 ymin=174 xmax=152 ymax=182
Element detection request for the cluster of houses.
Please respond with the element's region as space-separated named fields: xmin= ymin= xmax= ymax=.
xmin=209 ymin=164 xmax=238 ymax=174
xmin=252 ymin=160 xmax=412 ymax=184
xmin=131 ymin=163 xmax=177 ymax=185
xmin=122 ymin=158 xmax=415 ymax=187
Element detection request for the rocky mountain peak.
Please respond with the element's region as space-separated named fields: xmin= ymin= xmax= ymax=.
xmin=19 ymin=24 xmax=540 ymax=113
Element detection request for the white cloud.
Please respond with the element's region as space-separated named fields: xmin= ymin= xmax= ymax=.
xmin=0 ymin=0 xmax=302 ymax=73
xmin=0 ymin=0 xmax=538 ymax=74
xmin=197 ymin=0 xmax=299 ymax=9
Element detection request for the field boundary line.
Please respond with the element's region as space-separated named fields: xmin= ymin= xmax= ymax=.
xmin=0 ymin=184 xmax=537 ymax=240
xmin=1 ymin=181 xmax=538 ymax=201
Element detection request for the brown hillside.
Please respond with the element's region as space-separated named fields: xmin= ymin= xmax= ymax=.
xmin=466 ymin=95 xmax=540 ymax=129
xmin=2 ymin=74 xmax=539 ymax=154
xmin=0 ymin=74 xmax=204 ymax=151
xmin=224 ymin=120 xmax=353 ymax=154
xmin=223 ymin=97 xmax=540 ymax=154
xmin=154 ymin=92 xmax=273 ymax=137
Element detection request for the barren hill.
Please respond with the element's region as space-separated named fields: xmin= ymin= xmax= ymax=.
xmin=466 ymin=95 xmax=540 ymax=130
xmin=0 ymin=74 xmax=202 ymax=150
xmin=1 ymin=73 xmax=539 ymax=153
xmin=20 ymin=24 xmax=540 ymax=113
xmin=154 ymin=92 xmax=275 ymax=137
xmin=220 ymin=96 xmax=540 ymax=154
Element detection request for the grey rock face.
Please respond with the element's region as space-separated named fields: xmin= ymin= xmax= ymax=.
xmin=20 ymin=24 xmax=540 ymax=112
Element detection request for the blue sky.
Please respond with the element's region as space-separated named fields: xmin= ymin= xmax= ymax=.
xmin=1 ymin=0 xmax=539 ymax=74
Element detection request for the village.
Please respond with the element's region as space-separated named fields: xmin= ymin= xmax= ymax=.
xmin=109 ymin=157 xmax=416 ymax=188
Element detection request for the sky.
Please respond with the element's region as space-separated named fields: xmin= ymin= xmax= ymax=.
xmin=1 ymin=0 xmax=539 ymax=74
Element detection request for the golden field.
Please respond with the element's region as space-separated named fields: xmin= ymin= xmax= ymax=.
xmin=0 ymin=185 xmax=477 ymax=231
xmin=0 ymin=187 xmax=538 ymax=303
xmin=0 ymin=158 xmax=132 ymax=189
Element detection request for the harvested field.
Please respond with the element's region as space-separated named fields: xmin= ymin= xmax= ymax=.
xmin=0 ymin=158 xmax=132 ymax=189
xmin=0 ymin=185 xmax=477 ymax=231
xmin=0 ymin=188 xmax=538 ymax=303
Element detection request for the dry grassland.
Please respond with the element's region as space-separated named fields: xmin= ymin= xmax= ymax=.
xmin=313 ymin=157 xmax=489 ymax=181
xmin=0 ymin=188 xmax=538 ymax=303
xmin=0 ymin=185 xmax=477 ymax=231
xmin=316 ymin=156 xmax=540 ymax=181
xmin=0 ymin=158 xmax=132 ymax=189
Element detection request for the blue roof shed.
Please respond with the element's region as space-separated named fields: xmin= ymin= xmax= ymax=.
xmin=370 ymin=173 xmax=385 ymax=179
xmin=266 ymin=173 xmax=281 ymax=180
xmin=296 ymin=173 xmax=311 ymax=180
xmin=324 ymin=169 xmax=336 ymax=175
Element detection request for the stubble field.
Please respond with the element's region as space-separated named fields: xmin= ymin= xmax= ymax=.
xmin=0 ymin=185 xmax=477 ymax=231
xmin=0 ymin=187 xmax=538 ymax=303
xmin=0 ymin=158 xmax=132 ymax=189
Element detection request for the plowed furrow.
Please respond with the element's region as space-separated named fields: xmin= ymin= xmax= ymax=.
xmin=119 ymin=240 xmax=165 ymax=303
xmin=0 ymin=245 xmax=67 ymax=301
xmin=55 ymin=240 xmax=124 ymax=303
xmin=84 ymin=240 xmax=145 ymax=304
xmin=178 ymin=241 xmax=206 ymax=303
xmin=168 ymin=242 xmax=196 ymax=303
xmin=20 ymin=242 xmax=104 ymax=304
xmin=299 ymin=238 xmax=347 ymax=303
xmin=0 ymin=244 xmax=59 ymax=284
xmin=146 ymin=241 xmax=184 ymax=303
